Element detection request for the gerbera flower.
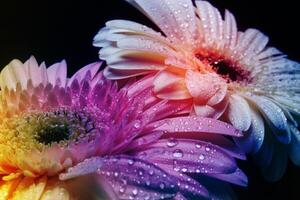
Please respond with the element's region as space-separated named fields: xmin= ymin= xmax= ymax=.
xmin=0 ymin=56 xmax=246 ymax=199
xmin=94 ymin=0 xmax=300 ymax=181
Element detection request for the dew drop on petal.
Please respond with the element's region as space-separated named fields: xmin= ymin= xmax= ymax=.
xmin=173 ymin=149 xmax=184 ymax=158
xmin=128 ymin=159 xmax=134 ymax=165
xmin=132 ymin=188 xmax=138 ymax=196
xmin=167 ymin=138 xmax=178 ymax=147
xmin=199 ymin=154 xmax=205 ymax=160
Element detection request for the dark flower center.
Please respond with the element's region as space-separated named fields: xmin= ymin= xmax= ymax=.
xmin=19 ymin=109 xmax=97 ymax=146
xmin=35 ymin=121 xmax=70 ymax=145
xmin=195 ymin=53 xmax=250 ymax=83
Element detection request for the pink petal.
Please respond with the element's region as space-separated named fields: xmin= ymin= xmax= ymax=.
xmin=154 ymin=70 xmax=191 ymax=100
xmin=185 ymin=70 xmax=226 ymax=104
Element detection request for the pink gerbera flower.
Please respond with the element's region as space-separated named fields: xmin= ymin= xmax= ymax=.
xmin=94 ymin=0 xmax=300 ymax=181
xmin=0 ymin=56 xmax=246 ymax=199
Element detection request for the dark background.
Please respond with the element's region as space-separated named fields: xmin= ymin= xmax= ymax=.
xmin=0 ymin=0 xmax=299 ymax=199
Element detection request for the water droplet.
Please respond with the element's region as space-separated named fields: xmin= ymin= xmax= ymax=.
xmin=205 ymin=147 xmax=210 ymax=152
xmin=182 ymin=3 xmax=188 ymax=8
xmin=128 ymin=159 xmax=134 ymax=165
xmin=173 ymin=149 xmax=183 ymax=158
xmin=134 ymin=121 xmax=141 ymax=129
xmin=149 ymin=170 xmax=154 ymax=175
xmin=119 ymin=187 xmax=125 ymax=193
xmin=167 ymin=138 xmax=178 ymax=147
xmin=199 ymin=154 xmax=205 ymax=160
xmin=138 ymin=170 xmax=143 ymax=176
xmin=132 ymin=188 xmax=138 ymax=196
xmin=160 ymin=183 xmax=165 ymax=189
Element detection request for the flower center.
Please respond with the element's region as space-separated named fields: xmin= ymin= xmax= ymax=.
xmin=195 ymin=53 xmax=251 ymax=83
xmin=34 ymin=120 xmax=70 ymax=145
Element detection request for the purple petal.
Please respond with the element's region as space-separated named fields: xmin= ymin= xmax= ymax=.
xmin=136 ymin=139 xmax=237 ymax=174
xmin=102 ymin=177 xmax=175 ymax=200
xmin=150 ymin=116 xmax=242 ymax=137
xmin=161 ymin=132 xmax=245 ymax=160
xmin=143 ymin=99 xmax=192 ymax=122
xmin=68 ymin=62 xmax=101 ymax=86
xmin=205 ymin=168 xmax=248 ymax=186
xmin=99 ymin=156 xmax=178 ymax=192
xmin=158 ymin=163 xmax=210 ymax=199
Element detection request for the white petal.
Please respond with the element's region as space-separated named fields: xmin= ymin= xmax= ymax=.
xmin=117 ymin=36 xmax=176 ymax=56
xmin=226 ymin=94 xmax=251 ymax=131
xmin=25 ymin=56 xmax=43 ymax=86
xmin=0 ymin=59 xmax=28 ymax=90
xmin=249 ymin=95 xmax=290 ymax=144
xmin=105 ymin=20 xmax=164 ymax=40
xmin=195 ymin=1 xmax=223 ymax=47
xmin=234 ymin=106 xmax=265 ymax=153
xmin=128 ymin=0 xmax=198 ymax=43
xmin=103 ymin=67 xmax=151 ymax=80
xmin=223 ymin=10 xmax=238 ymax=50
xmin=257 ymin=47 xmax=284 ymax=61
xmin=47 ymin=60 xmax=67 ymax=87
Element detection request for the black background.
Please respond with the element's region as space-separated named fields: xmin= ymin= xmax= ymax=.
xmin=0 ymin=0 xmax=299 ymax=199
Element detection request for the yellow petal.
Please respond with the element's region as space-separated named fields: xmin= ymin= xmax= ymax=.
xmin=40 ymin=177 xmax=70 ymax=200
xmin=0 ymin=178 xmax=21 ymax=200
xmin=11 ymin=176 xmax=47 ymax=200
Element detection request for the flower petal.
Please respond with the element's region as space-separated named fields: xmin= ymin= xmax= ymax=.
xmin=47 ymin=60 xmax=67 ymax=87
xmin=11 ymin=176 xmax=47 ymax=200
xmin=254 ymin=132 xmax=274 ymax=170
xmin=234 ymin=106 xmax=265 ymax=154
xmin=67 ymin=62 xmax=101 ymax=86
xmin=249 ymin=95 xmax=290 ymax=144
xmin=136 ymin=139 xmax=237 ymax=174
xmin=40 ymin=178 xmax=70 ymax=200
xmin=152 ymin=116 xmax=242 ymax=137
xmin=185 ymin=70 xmax=226 ymax=104
xmin=0 ymin=177 xmax=22 ymax=199
xmin=127 ymin=0 xmax=198 ymax=44
xmin=60 ymin=156 xmax=179 ymax=199
xmin=205 ymin=168 xmax=248 ymax=186
xmin=0 ymin=59 xmax=28 ymax=90
xmin=226 ymin=94 xmax=251 ymax=131
xmin=103 ymin=67 xmax=151 ymax=80
xmin=194 ymin=96 xmax=228 ymax=119
xmin=157 ymin=164 xmax=210 ymax=199
xmin=154 ymin=70 xmax=191 ymax=100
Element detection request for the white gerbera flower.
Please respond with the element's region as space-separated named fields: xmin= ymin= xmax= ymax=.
xmin=94 ymin=0 xmax=300 ymax=181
